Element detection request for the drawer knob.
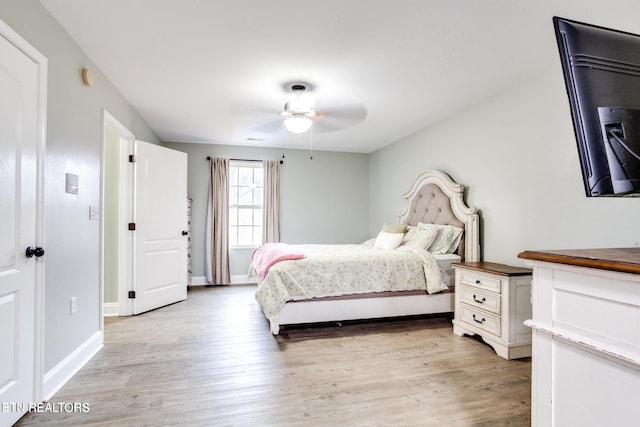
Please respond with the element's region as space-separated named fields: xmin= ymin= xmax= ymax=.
xmin=475 ymin=279 xmax=481 ymax=284
xmin=473 ymin=295 xmax=486 ymax=304
xmin=472 ymin=314 xmax=486 ymax=324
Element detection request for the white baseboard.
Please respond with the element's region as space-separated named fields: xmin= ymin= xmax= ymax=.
xmin=190 ymin=275 xmax=207 ymax=286
xmin=190 ymin=275 xmax=256 ymax=286
xmin=43 ymin=330 xmax=103 ymax=401
xmin=231 ymin=274 xmax=255 ymax=284
xmin=103 ymin=302 xmax=119 ymax=317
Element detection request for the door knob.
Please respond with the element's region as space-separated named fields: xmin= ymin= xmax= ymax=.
xmin=26 ymin=246 xmax=45 ymax=258
xmin=182 ymin=231 xmax=189 ymax=236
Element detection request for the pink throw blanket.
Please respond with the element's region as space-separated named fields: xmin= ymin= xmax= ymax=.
xmin=251 ymin=243 xmax=305 ymax=282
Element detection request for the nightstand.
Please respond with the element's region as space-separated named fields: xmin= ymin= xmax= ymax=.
xmin=452 ymin=262 xmax=532 ymax=360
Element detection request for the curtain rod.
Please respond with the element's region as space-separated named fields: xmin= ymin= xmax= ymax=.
xmin=206 ymin=156 xmax=284 ymax=164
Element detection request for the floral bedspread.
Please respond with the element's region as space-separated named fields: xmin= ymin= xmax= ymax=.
xmin=252 ymin=243 xmax=448 ymax=328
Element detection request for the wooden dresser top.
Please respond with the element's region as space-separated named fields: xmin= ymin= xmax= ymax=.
xmin=451 ymin=261 xmax=532 ymax=276
xmin=518 ymin=248 xmax=640 ymax=275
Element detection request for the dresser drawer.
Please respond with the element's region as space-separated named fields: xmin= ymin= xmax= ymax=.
xmin=458 ymin=270 xmax=502 ymax=293
xmin=459 ymin=304 xmax=501 ymax=337
xmin=459 ymin=285 xmax=501 ymax=315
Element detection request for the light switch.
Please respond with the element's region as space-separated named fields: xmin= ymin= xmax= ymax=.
xmin=89 ymin=206 xmax=99 ymax=220
xmin=65 ymin=173 xmax=78 ymax=194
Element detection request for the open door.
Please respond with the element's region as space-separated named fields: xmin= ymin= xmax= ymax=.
xmin=132 ymin=141 xmax=188 ymax=314
xmin=0 ymin=21 xmax=46 ymax=426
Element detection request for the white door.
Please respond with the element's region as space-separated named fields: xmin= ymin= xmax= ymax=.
xmin=0 ymin=26 xmax=44 ymax=426
xmin=132 ymin=141 xmax=188 ymax=314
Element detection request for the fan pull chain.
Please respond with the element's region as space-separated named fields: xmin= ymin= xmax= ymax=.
xmin=309 ymin=127 xmax=314 ymax=160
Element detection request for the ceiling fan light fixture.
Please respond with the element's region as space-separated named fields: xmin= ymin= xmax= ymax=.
xmin=283 ymin=113 xmax=313 ymax=133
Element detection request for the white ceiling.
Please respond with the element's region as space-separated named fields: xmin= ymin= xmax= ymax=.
xmin=40 ymin=0 xmax=640 ymax=153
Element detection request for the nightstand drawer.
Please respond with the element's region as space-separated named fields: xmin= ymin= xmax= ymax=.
xmin=459 ymin=285 xmax=501 ymax=315
xmin=459 ymin=305 xmax=501 ymax=337
xmin=458 ymin=270 xmax=502 ymax=293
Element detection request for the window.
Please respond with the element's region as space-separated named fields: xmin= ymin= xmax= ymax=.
xmin=229 ymin=161 xmax=263 ymax=247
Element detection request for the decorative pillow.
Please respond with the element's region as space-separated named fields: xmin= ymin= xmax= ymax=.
xmin=382 ymin=223 xmax=407 ymax=234
xmin=373 ymin=225 xmax=405 ymax=250
xmin=417 ymin=222 xmax=464 ymax=254
xmin=401 ymin=226 xmax=439 ymax=250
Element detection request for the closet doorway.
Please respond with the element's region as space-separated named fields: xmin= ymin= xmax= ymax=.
xmin=101 ymin=111 xmax=188 ymax=318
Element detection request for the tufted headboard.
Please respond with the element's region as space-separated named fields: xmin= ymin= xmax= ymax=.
xmin=398 ymin=170 xmax=480 ymax=262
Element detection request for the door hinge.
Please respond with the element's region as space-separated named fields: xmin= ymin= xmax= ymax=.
xmin=128 ymin=291 xmax=136 ymax=299
xmin=128 ymin=223 xmax=136 ymax=231
xmin=129 ymin=154 xmax=136 ymax=163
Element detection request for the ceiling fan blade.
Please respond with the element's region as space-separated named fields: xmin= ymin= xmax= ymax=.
xmin=251 ymin=120 xmax=285 ymax=137
xmin=312 ymin=103 xmax=367 ymax=133
xmin=227 ymin=102 xmax=284 ymax=139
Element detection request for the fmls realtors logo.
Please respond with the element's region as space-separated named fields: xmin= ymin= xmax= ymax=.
xmin=1 ymin=402 xmax=90 ymax=414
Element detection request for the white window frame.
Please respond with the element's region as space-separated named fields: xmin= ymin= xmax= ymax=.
xmin=229 ymin=161 xmax=263 ymax=248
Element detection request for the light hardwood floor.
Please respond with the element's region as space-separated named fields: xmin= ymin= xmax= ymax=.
xmin=16 ymin=285 xmax=531 ymax=426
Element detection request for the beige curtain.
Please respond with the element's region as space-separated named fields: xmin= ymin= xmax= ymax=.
xmin=205 ymin=157 xmax=230 ymax=284
xmin=262 ymin=160 xmax=280 ymax=243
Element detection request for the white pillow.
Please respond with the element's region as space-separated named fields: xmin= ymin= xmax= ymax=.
xmin=417 ymin=222 xmax=464 ymax=254
xmin=401 ymin=226 xmax=439 ymax=250
xmin=373 ymin=230 xmax=404 ymax=250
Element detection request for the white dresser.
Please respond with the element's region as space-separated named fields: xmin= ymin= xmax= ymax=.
xmin=452 ymin=262 xmax=532 ymax=360
xmin=519 ymin=248 xmax=640 ymax=427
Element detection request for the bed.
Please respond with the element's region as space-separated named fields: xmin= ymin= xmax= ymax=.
xmin=251 ymin=170 xmax=480 ymax=335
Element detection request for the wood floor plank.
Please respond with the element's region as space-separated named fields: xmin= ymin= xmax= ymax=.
xmin=15 ymin=285 xmax=531 ymax=426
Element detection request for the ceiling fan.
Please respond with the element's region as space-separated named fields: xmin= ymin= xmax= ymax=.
xmin=232 ymin=80 xmax=367 ymax=138
xmin=281 ymin=83 xmax=316 ymax=133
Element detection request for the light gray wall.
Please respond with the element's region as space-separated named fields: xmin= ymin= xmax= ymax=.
xmin=162 ymin=142 xmax=370 ymax=278
xmin=103 ymin=127 xmax=120 ymax=304
xmin=369 ymin=67 xmax=640 ymax=267
xmin=0 ymin=1 xmax=159 ymax=372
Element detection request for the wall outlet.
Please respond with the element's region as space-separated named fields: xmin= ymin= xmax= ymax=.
xmin=70 ymin=297 xmax=77 ymax=314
